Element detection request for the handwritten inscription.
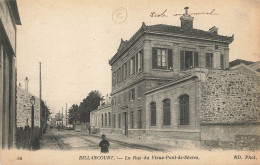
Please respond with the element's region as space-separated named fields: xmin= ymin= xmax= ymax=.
xmin=150 ymin=9 xmax=218 ymax=17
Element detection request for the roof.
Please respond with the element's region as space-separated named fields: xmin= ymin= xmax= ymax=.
xmin=230 ymin=59 xmax=260 ymax=73
xmin=6 ymin=0 xmax=21 ymax=25
xmin=109 ymin=22 xmax=234 ymax=65
xmin=229 ymin=59 xmax=254 ymax=68
xmin=145 ymin=73 xmax=198 ymax=95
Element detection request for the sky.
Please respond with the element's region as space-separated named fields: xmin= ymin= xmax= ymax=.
xmin=16 ymin=0 xmax=260 ymax=116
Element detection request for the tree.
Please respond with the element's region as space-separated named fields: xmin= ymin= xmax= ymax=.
xmin=78 ymin=90 xmax=103 ymax=123
xmin=68 ymin=90 xmax=103 ymax=124
xmin=68 ymin=104 xmax=79 ymax=124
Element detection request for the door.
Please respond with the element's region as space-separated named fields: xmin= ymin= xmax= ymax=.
xmin=124 ymin=112 xmax=128 ymax=136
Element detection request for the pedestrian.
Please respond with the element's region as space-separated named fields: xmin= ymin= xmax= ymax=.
xmin=99 ymin=134 xmax=110 ymax=153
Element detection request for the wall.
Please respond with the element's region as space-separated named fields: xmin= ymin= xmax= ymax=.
xmin=200 ymin=66 xmax=260 ymax=149
xmin=145 ymin=76 xmax=201 ymax=148
xmin=17 ymin=87 xmax=41 ymax=128
xmin=200 ymin=66 xmax=260 ymax=123
xmin=0 ymin=1 xmax=19 ymax=149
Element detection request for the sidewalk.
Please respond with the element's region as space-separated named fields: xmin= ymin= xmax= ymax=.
xmin=87 ymin=132 xmax=179 ymax=152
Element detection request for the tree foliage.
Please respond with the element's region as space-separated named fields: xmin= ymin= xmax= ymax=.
xmin=68 ymin=90 xmax=103 ymax=124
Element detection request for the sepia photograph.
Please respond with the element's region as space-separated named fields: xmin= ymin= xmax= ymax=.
xmin=0 ymin=0 xmax=260 ymax=164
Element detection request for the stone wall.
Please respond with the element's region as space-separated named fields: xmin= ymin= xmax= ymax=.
xmin=200 ymin=66 xmax=260 ymax=123
xmin=17 ymin=87 xmax=41 ymax=128
xmin=200 ymin=66 xmax=260 ymax=149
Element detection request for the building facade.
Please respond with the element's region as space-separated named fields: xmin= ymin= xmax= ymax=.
xmin=91 ymin=7 xmax=260 ymax=149
xmin=17 ymin=86 xmax=41 ymax=128
xmin=108 ymin=7 xmax=233 ymax=138
xmin=0 ymin=0 xmax=21 ymax=149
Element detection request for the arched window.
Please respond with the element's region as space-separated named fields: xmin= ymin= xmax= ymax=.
xmin=108 ymin=112 xmax=111 ymax=126
xmin=163 ymin=99 xmax=171 ymax=125
xmin=150 ymin=102 xmax=156 ymax=126
xmin=179 ymin=95 xmax=189 ymax=125
xmin=102 ymin=114 xmax=104 ymax=126
xmin=105 ymin=113 xmax=107 ymax=126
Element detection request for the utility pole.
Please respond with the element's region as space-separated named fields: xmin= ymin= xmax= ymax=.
xmin=39 ymin=62 xmax=42 ymax=137
xmin=62 ymin=107 xmax=63 ymax=128
xmin=66 ymin=103 xmax=67 ymax=127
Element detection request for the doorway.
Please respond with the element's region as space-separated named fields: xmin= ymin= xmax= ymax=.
xmin=124 ymin=112 xmax=128 ymax=136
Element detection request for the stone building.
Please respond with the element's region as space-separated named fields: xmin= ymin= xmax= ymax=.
xmin=0 ymin=0 xmax=21 ymax=149
xmin=17 ymin=86 xmax=41 ymax=128
xmin=90 ymin=95 xmax=112 ymax=134
xmin=90 ymin=7 xmax=260 ymax=149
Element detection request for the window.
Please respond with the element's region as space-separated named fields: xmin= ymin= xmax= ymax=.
xmin=150 ymin=102 xmax=156 ymax=126
xmin=112 ymin=72 xmax=116 ymax=86
xmin=163 ymin=99 xmax=171 ymax=125
xmin=113 ymin=114 xmax=116 ymax=128
xmin=105 ymin=113 xmax=107 ymax=126
xmin=179 ymin=95 xmax=189 ymax=125
xmin=102 ymin=114 xmax=104 ymax=126
xmin=139 ymin=50 xmax=144 ymax=71
xmin=130 ymin=111 xmax=134 ymax=129
xmin=129 ymin=88 xmax=135 ymax=101
xmin=138 ymin=110 xmax=142 ymax=129
xmin=215 ymin=45 xmax=218 ymax=49
xmin=112 ymin=97 xmax=116 ymax=107
xmin=124 ymin=62 xmax=127 ymax=79
xmin=137 ymin=84 xmax=143 ymax=98
xmin=180 ymin=50 xmax=199 ymax=70
xmin=221 ymin=54 xmax=224 ymax=69
xmin=118 ymin=114 xmax=121 ymax=128
xmin=131 ymin=56 xmax=135 ymax=75
xmin=206 ymin=53 xmax=213 ymax=68
xmin=152 ymin=48 xmax=173 ymax=69
xmin=108 ymin=112 xmax=111 ymax=126
xmin=135 ymin=53 xmax=139 ymax=73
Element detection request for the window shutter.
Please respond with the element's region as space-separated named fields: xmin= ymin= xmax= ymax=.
xmin=194 ymin=52 xmax=199 ymax=67
xmin=152 ymin=48 xmax=157 ymax=69
xmin=136 ymin=54 xmax=138 ymax=73
xmin=133 ymin=56 xmax=135 ymax=75
xmin=220 ymin=54 xmax=224 ymax=69
xmin=206 ymin=53 xmax=210 ymax=68
xmin=141 ymin=49 xmax=144 ymax=70
xmin=180 ymin=50 xmax=185 ymax=70
xmin=168 ymin=49 xmax=173 ymax=69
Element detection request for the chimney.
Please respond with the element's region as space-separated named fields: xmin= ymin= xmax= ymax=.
xmin=209 ymin=26 xmax=218 ymax=35
xmin=180 ymin=7 xmax=194 ymax=31
xmin=25 ymin=77 xmax=29 ymax=92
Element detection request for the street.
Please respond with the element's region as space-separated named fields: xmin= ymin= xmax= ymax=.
xmin=40 ymin=128 xmax=148 ymax=151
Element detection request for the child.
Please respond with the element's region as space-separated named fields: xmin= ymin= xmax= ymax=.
xmin=99 ymin=134 xmax=110 ymax=153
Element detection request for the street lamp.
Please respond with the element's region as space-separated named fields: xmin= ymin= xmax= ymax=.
xmin=30 ymin=96 xmax=35 ymax=133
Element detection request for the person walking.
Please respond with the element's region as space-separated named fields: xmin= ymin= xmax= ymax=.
xmin=99 ymin=134 xmax=110 ymax=153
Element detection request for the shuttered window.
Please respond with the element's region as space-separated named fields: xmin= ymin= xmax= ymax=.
xmin=168 ymin=49 xmax=173 ymax=69
xmin=129 ymin=88 xmax=135 ymax=101
xmin=108 ymin=112 xmax=111 ymax=126
xmin=102 ymin=114 xmax=104 ymax=126
xmin=130 ymin=111 xmax=134 ymax=129
xmin=180 ymin=50 xmax=199 ymax=70
xmin=140 ymin=49 xmax=144 ymax=71
xmin=150 ymin=102 xmax=156 ymax=126
xmin=118 ymin=114 xmax=121 ymax=128
xmin=163 ymin=99 xmax=171 ymax=125
xmin=105 ymin=113 xmax=107 ymax=126
xmin=206 ymin=53 xmax=213 ymax=68
xmin=138 ymin=110 xmax=142 ymax=129
xmin=113 ymin=114 xmax=116 ymax=128
xmin=152 ymin=48 xmax=173 ymax=69
xmin=179 ymin=95 xmax=189 ymax=125
xmin=221 ymin=54 xmax=224 ymax=69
